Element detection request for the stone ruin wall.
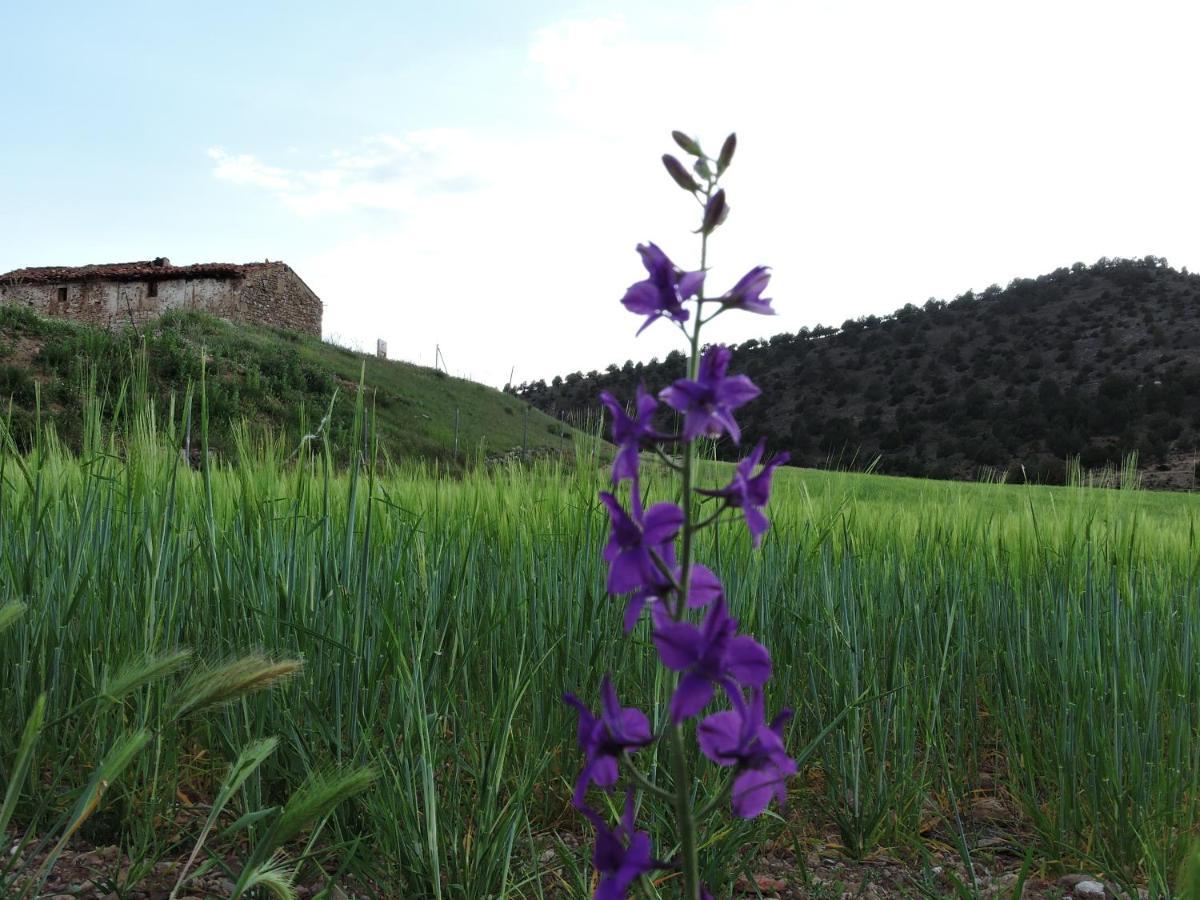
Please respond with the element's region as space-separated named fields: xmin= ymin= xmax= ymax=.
xmin=0 ymin=264 xmax=322 ymax=337
xmin=0 ymin=278 xmax=240 ymax=330
xmin=235 ymin=266 xmax=322 ymax=336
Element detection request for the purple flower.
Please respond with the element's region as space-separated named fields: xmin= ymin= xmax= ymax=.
xmin=698 ymin=689 xmax=796 ymax=818
xmin=659 ymin=345 xmax=760 ymax=443
xmin=600 ymin=386 xmax=669 ymax=485
xmin=623 ymin=559 xmax=724 ymax=632
xmin=581 ymin=793 xmax=663 ymax=900
xmin=563 ymin=677 xmax=653 ymax=806
xmin=697 ymin=440 xmax=790 ymax=547
xmin=599 ymin=492 xmax=683 ymax=597
xmin=652 ymin=597 xmax=771 ymax=723
xmin=620 ymin=242 xmax=704 ymax=335
xmin=597 ymin=491 xmax=721 ymax=628
xmin=721 ymin=266 xmax=774 ymax=315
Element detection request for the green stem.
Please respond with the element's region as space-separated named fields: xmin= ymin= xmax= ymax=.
xmin=669 ymin=723 xmax=701 ymax=898
xmin=673 ymin=184 xmax=710 ymax=623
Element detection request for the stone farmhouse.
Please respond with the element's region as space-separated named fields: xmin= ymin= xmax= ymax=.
xmin=0 ymin=257 xmax=322 ymax=337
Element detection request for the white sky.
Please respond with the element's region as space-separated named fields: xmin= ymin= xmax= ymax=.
xmin=9 ymin=0 xmax=1200 ymax=388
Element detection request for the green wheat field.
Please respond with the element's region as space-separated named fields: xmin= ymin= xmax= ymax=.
xmin=2 ymin=383 xmax=1199 ymax=897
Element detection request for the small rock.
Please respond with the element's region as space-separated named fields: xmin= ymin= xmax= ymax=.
xmin=1058 ymin=874 xmax=1092 ymax=888
xmin=1074 ymin=881 xmax=1105 ymax=898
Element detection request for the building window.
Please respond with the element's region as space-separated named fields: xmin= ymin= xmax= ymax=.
xmin=147 ymin=281 xmax=158 ymax=298
xmin=56 ymin=286 xmax=67 ymax=303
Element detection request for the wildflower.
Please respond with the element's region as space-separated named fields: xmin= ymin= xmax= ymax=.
xmin=652 ymin=597 xmax=771 ymax=722
xmin=600 ymin=386 xmax=668 ymax=485
xmin=599 ymin=492 xmax=683 ymax=596
xmin=620 ymin=243 xmax=704 ymax=335
xmin=721 ymin=265 xmax=774 ymax=315
xmin=659 ymin=345 xmax=759 ymax=443
xmin=563 ymin=677 xmax=653 ymax=806
xmin=698 ymin=689 xmax=797 ymax=818
xmin=581 ymin=793 xmax=664 ymax=899
xmin=697 ymin=440 xmax=790 ymax=547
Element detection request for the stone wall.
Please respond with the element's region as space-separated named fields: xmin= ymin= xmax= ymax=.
xmin=236 ymin=265 xmax=322 ymax=336
xmin=0 ymin=263 xmax=322 ymax=337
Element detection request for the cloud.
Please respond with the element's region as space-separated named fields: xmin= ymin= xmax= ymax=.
xmin=209 ymin=131 xmax=495 ymax=217
xmin=208 ymin=147 xmax=296 ymax=192
xmin=207 ymin=0 xmax=1200 ymax=387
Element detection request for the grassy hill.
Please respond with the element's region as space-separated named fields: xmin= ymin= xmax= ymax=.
xmin=516 ymin=256 xmax=1200 ymax=489
xmin=0 ymin=304 xmax=572 ymax=464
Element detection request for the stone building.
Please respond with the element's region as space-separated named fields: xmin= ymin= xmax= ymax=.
xmin=0 ymin=257 xmax=322 ymax=337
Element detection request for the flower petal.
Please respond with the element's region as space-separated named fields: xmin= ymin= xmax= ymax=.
xmin=731 ymin=767 xmax=777 ymax=819
xmin=678 ymin=269 xmax=705 ymax=299
xmin=620 ymin=280 xmax=662 ymax=316
xmin=670 ymin=671 xmax=715 ymax=722
xmin=743 ymin=505 xmax=770 ymax=546
xmin=687 ymin=564 xmax=723 ymax=608
xmin=623 ymin=592 xmax=650 ymax=632
xmin=697 ymin=710 xmax=742 ymax=764
xmin=589 ymin=754 xmax=620 ymax=791
xmin=714 ymin=374 xmax=761 ymax=409
xmin=617 ymin=707 xmax=652 ymax=745
xmin=652 ymin=619 xmax=702 ymax=671
xmin=642 ymin=502 xmax=684 ymax=545
xmin=725 ymin=635 xmax=772 ymax=686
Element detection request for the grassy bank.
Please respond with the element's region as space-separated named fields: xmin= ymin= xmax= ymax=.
xmin=0 ymin=304 xmax=570 ymax=464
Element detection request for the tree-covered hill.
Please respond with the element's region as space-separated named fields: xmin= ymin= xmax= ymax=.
xmin=514 ymin=256 xmax=1200 ymax=488
xmin=0 ymin=306 xmax=570 ymax=465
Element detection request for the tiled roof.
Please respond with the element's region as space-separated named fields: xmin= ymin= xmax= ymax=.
xmin=0 ymin=260 xmax=283 ymax=284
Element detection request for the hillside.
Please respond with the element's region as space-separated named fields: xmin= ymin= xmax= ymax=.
xmin=515 ymin=256 xmax=1200 ymax=488
xmin=0 ymin=305 xmax=570 ymax=464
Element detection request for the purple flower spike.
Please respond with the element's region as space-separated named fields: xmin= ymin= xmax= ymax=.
xmin=620 ymin=242 xmax=704 ymax=336
xmin=659 ymin=345 xmax=760 ymax=443
xmin=698 ymin=440 xmax=790 ymax=547
xmin=582 ymin=793 xmax=664 ymax=899
xmin=600 ymin=386 xmax=669 ymax=485
xmin=722 ymin=266 xmax=775 ymax=315
xmin=652 ymin=597 xmax=771 ymax=723
xmin=698 ymin=689 xmax=797 ymax=819
xmin=563 ymin=677 xmax=653 ymax=807
xmin=599 ymin=492 xmax=683 ymax=596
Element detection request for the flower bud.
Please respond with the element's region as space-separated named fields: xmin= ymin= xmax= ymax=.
xmin=717 ymin=133 xmax=737 ymax=175
xmin=700 ymin=189 xmax=728 ymax=235
xmin=671 ymin=130 xmax=704 ymax=157
xmin=661 ymin=154 xmax=700 ymax=193
xmin=693 ymin=157 xmax=713 ymax=181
